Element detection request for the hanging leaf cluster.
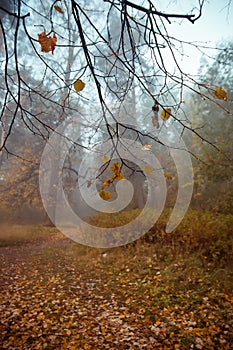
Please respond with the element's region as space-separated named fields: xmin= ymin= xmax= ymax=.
xmin=99 ymin=162 xmax=124 ymax=201
xmin=110 ymin=163 xmax=124 ymax=181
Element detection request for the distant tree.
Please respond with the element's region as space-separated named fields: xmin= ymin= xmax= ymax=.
xmin=0 ymin=0 xmax=232 ymax=220
xmin=186 ymin=41 xmax=233 ymax=212
xmin=0 ymin=0 xmax=231 ymax=158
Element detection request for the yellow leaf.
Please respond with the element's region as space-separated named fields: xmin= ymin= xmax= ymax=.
xmin=66 ymin=330 xmax=71 ymax=336
xmin=101 ymin=325 xmax=107 ymax=333
xmin=84 ymin=345 xmax=92 ymax=350
xmin=143 ymin=165 xmax=153 ymax=175
xmin=164 ymin=172 xmax=172 ymax=180
xmin=99 ymin=190 xmax=111 ymax=201
xmin=102 ymin=179 xmax=111 ymax=189
xmin=54 ymin=5 xmax=64 ymax=14
xmin=73 ymin=79 xmax=85 ymax=92
xmin=139 ymin=307 xmax=146 ymax=314
xmin=141 ymin=144 xmax=152 ymax=151
xmin=102 ymin=155 xmax=110 ymax=163
xmin=115 ymin=171 xmax=124 ymax=181
xmin=213 ymin=87 xmax=227 ymax=100
xmin=111 ymin=162 xmax=121 ymax=173
xmin=161 ymin=108 xmax=171 ymax=121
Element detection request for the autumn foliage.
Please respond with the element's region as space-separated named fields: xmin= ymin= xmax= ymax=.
xmin=0 ymin=210 xmax=232 ymax=349
xmin=213 ymin=87 xmax=228 ymax=101
xmin=38 ymin=32 xmax=57 ymax=54
xmin=99 ymin=162 xmax=124 ymax=201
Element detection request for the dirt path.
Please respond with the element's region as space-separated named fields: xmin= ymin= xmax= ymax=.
xmin=0 ymin=234 xmax=71 ymax=262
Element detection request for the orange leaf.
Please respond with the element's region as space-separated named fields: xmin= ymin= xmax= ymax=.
xmin=110 ymin=162 xmax=121 ymax=173
xmin=102 ymin=179 xmax=112 ymax=189
xmin=54 ymin=5 xmax=64 ymax=14
xmin=141 ymin=144 xmax=152 ymax=151
xmin=84 ymin=345 xmax=92 ymax=350
xmin=99 ymin=190 xmax=111 ymax=201
xmin=115 ymin=171 xmax=124 ymax=181
xmin=213 ymin=87 xmax=227 ymax=101
xmin=38 ymin=32 xmax=57 ymax=54
xmin=164 ymin=172 xmax=172 ymax=180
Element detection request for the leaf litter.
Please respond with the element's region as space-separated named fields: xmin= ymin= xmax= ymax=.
xmin=0 ymin=231 xmax=232 ymax=349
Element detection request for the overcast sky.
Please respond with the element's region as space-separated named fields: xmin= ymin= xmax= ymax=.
xmin=158 ymin=0 xmax=233 ymax=74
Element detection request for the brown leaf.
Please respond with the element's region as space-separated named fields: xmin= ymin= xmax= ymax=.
xmin=73 ymin=79 xmax=86 ymax=92
xmin=38 ymin=32 xmax=57 ymax=54
xmin=86 ymin=180 xmax=92 ymax=188
xmin=54 ymin=5 xmax=64 ymax=14
xmin=152 ymin=103 xmax=159 ymax=128
xmin=164 ymin=172 xmax=173 ymax=180
xmin=152 ymin=114 xmax=159 ymax=128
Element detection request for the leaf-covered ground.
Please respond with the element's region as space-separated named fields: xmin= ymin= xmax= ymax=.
xmin=0 ymin=227 xmax=232 ymax=349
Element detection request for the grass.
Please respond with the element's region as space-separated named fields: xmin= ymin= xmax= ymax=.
xmin=1 ymin=208 xmax=232 ymax=269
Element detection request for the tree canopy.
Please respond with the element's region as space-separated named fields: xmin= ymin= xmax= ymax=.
xmin=1 ymin=0 xmax=231 ymax=156
xmin=0 ymin=0 xmax=232 ymax=227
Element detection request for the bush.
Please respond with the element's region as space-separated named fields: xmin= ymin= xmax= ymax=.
xmin=88 ymin=208 xmax=233 ymax=265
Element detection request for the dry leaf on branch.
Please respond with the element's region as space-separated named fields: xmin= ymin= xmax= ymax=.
xmin=38 ymin=32 xmax=57 ymax=54
xmin=54 ymin=5 xmax=64 ymax=14
xmin=73 ymin=79 xmax=86 ymax=92
xmin=164 ymin=172 xmax=173 ymax=180
xmin=141 ymin=144 xmax=152 ymax=151
xmin=213 ymin=87 xmax=227 ymax=101
xmin=161 ymin=108 xmax=172 ymax=121
xmin=152 ymin=102 xmax=159 ymax=128
xmin=99 ymin=189 xmax=111 ymax=201
xmin=102 ymin=155 xmax=110 ymax=164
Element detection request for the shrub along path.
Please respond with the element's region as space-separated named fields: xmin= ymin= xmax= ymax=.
xmin=0 ymin=223 xmax=232 ymax=349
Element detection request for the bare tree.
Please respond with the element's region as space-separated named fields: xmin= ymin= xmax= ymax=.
xmin=0 ymin=0 xmax=232 ymax=210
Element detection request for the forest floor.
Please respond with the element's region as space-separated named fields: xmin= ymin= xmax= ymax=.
xmin=0 ymin=222 xmax=232 ymax=349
